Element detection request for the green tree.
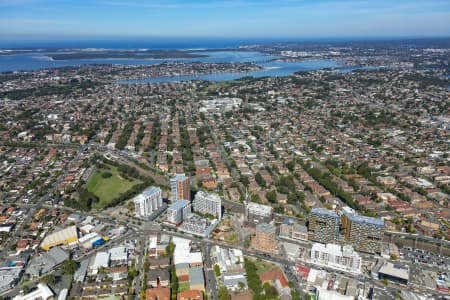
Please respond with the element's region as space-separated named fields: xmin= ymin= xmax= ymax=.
xmin=165 ymin=241 xmax=175 ymax=257
xmin=238 ymin=281 xmax=245 ymax=292
xmin=240 ymin=175 xmax=249 ymax=187
xmin=40 ymin=274 xmax=56 ymax=285
xmin=170 ymin=264 xmax=178 ymax=300
xmin=22 ymin=285 xmax=30 ymax=294
xmin=244 ymin=258 xmax=263 ymax=295
xmin=214 ymin=264 xmax=221 ymax=277
xmin=255 ymin=172 xmax=266 ymax=188
xmin=285 ymin=160 xmax=295 ymax=172
xmin=62 ymin=259 xmax=78 ymax=275
xmin=128 ymin=259 xmax=138 ymax=283
xmin=218 ymin=286 xmax=231 ymax=300
xmin=287 ymin=191 xmax=304 ymax=204
xmin=290 ymin=283 xmax=301 ymax=300
xmin=116 ymin=121 xmax=134 ymax=150
xmin=143 ymin=258 xmax=150 ymax=272
xmin=263 ymin=282 xmax=278 ymax=299
xmin=101 ymin=171 xmax=112 ymax=178
xmin=266 ymin=190 xmax=277 ymax=203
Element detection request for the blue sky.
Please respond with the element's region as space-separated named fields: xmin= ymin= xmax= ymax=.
xmin=0 ymin=0 xmax=449 ymax=40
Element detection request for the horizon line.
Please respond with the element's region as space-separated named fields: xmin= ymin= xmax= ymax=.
xmin=2 ymin=35 xmax=450 ymax=41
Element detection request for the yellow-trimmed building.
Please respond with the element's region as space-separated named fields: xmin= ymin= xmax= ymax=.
xmin=41 ymin=225 xmax=78 ymax=250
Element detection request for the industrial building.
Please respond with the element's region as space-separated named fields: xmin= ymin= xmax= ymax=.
xmin=40 ymin=225 xmax=79 ymax=251
xmin=172 ymin=237 xmax=203 ymax=266
xmin=193 ymin=190 xmax=222 ymax=219
xmin=341 ymin=207 xmax=385 ymax=254
xmin=0 ymin=267 xmax=22 ymax=293
xmin=372 ymin=260 xmax=409 ymax=285
xmin=12 ymin=283 xmax=53 ymax=300
xmin=379 ymin=263 xmax=409 ymax=286
xmin=133 ymin=186 xmax=163 ymax=218
xmin=108 ymin=246 xmax=128 ymax=266
xmin=171 ymin=237 xmax=205 ymax=292
xmin=210 ymin=246 xmax=245 ymax=273
xmin=89 ymin=252 xmax=110 ymax=276
xmin=167 ymin=200 xmax=191 ymax=225
xmin=310 ymin=243 xmax=362 ymax=274
xmin=308 ymin=208 xmax=339 ymax=244
xmin=210 ymin=245 xmax=247 ymax=292
xmin=78 ymin=232 xmax=108 ymax=251
xmin=170 ymin=174 xmax=190 ymax=202
xmin=25 ymin=247 xmax=69 ymax=277
xmin=74 ymin=259 xmax=89 ymax=283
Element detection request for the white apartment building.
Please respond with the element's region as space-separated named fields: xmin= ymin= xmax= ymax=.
xmin=167 ymin=199 xmax=191 ymax=225
xmin=246 ymin=202 xmax=273 ymax=224
xmin=133 ymin=187 xmax=163 ymax=218
xmin=310 ymin=243 xmax=362 ymax=274
xmin=193 ymin=191 xmax=222 ymax=218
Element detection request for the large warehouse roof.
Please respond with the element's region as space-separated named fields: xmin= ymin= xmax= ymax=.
xmin=173 ymin=237 xmax=202 ymax=265
xmin=40 ymin=225 xmax=78 ymax=250
xmin=379 ymin=262 xmax=409 ymax=281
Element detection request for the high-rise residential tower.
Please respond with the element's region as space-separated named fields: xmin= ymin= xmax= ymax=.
xmin=170 ymin=174 xmax=190 ymax=202
xmin=133 ymin=187 xmax=163 ymax=218
xmin=308 ymin=208 xmax=340 ymax=243
xmin=341 ymin=207 xmax=385 ymax=254
xmin=193 ymin=190 xmax=222 ymax=219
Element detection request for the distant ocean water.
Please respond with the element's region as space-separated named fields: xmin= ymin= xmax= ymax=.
xmin=2 ymin=36 xmax=449 ymax=50
xmin=0 ymin=48 xmax=342 ymax=76
xmin=0 ymin=37 xmax=406 ymax=79
xmin=0 ymin=37 xmax=297 ymax=50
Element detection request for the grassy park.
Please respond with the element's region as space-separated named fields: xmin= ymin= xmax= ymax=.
xmin=86 ymin=165 xmax=141 ymax=209
xmin=252 ymin=258 xmax=275 ymax=274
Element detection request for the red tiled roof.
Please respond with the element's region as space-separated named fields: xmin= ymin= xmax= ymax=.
xmin=259 ymin=268 xmax=289 ymax=288
xmin=177 ymin=290 xmax=203 ymax=300
xmin=146 ymin=288 xmax=170 ymax=300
